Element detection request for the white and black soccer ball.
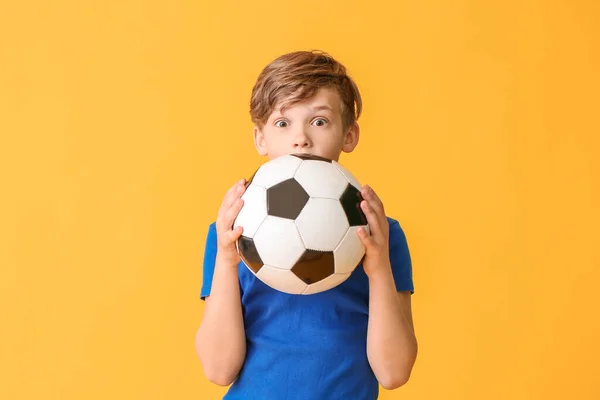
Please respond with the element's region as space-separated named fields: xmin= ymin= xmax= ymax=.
xmin=233 ymin=153 xmax=369 ymax=295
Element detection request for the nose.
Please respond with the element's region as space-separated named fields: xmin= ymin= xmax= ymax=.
xmin=293 ymin=129 xmax=311 ymax=149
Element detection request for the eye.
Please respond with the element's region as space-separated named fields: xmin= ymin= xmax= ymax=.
xmin=274 ymin=120 xmax=288 ymax=128
xmin=312 ymin=118 xmax=328 ymax=127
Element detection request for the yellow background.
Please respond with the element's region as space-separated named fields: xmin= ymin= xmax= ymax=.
xmin=1 ymin=0 xmax=598 ymax=399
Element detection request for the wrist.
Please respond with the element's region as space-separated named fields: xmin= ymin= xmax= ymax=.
xmin=215 ymin=250 xmax=241 ymax=269
xmin=366 ymin=262 xmax=395 ymax=286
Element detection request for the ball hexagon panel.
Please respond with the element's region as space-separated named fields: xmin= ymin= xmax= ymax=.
xmin=332 ymin=160 xmax=362 ymax=190
xmin=293 ymin=159 xmax=349 ymax=199
xmin=303 ymin=272 xmax=352 ymax=295
xmin=253 ymin=216 xmax=306 ymax=270
xmin=234 ymin=184 xmax=267 ymax=238
xmin=250 ymin=154 xmax=303 ymax=189
xmin=295 ymin=198 xmax=349 ymax=251
xmin=333 ymin=226 xmax=368 ymax=274
xmin=237 ymin=236 xmax=264 ymax=274
xmin=340 ymin=184 xmax=368 ymax=227
xmin=256 ymin=265 xmax=309 ymax=295
xmin=291 ymin=250 xmax=335 ymax=284
xmin=266 ymin=178 xmax=309 ymax=219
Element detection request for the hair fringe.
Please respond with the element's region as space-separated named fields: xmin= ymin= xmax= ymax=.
xmin=249 ymin=50 xmax=362 ymax=132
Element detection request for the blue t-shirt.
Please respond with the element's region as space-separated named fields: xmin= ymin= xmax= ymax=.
xmin=200 ymin=217 xmax=414 ymax=400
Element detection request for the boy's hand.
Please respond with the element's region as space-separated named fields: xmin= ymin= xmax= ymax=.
xmin=215 ymin=178 xmax=246 ymax=266
xmin=356 ymin=185 xmax=392 ymax=277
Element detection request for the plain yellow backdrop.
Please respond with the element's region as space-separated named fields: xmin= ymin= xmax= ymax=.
xmin=1 ymin=0 xmax=598 ymax=399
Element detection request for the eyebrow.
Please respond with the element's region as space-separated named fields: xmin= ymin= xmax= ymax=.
xmin=274 ymin=105 xmax=334 ymax=115
xmin=311 ymin=105 xmax=333 ymax=111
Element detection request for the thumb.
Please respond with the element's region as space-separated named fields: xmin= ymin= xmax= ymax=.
xmin=227 ymin=225 xmax=244 ymax=243
xmin=356 ymin=226 xmax=375 ymax=250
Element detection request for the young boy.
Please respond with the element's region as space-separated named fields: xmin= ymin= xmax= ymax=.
xmin=195 ymin=50 xmax=417 ymax=400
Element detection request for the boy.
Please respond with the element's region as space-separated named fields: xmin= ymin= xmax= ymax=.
xmin=195 ymin=50 xmax=417 ymax=400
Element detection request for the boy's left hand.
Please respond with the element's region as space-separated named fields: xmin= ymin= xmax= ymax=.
xmin=356 ymin=185 xmax=391 ymax=277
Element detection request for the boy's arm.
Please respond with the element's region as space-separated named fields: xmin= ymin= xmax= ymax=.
xmin=357 ymin=185 xmax=418 ymax=389
xmin=195 ymin=255 xmax=246 ymax=386
xmin=367 ymin=269 xmax=417 ymax=390
xmin=195 ymin=179 xmax=248 ymax=386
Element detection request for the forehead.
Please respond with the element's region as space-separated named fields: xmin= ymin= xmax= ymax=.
xmin=272 ymin=87 xmax=342 ymax=116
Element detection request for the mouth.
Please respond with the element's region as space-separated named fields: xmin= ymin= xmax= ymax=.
xmin=291 ymin=153 xmax=332 ymax=162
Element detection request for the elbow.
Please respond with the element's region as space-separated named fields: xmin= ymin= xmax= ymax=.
xmin=197 ymin=354 xmax=241 ymax=387
xmin=204 ymin=370 xmax=238 ymax=387
xmin=194 ymin=331 xmax=244 ymax=387
xmin=376 ymin=342 xmax=418 ymax=390
xmin=379 ymin=372 xmax=411 ymax=390
xmin=374 ymin=353 xmax=417 ymax=390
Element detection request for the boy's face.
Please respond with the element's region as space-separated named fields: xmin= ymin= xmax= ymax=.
xmin=253 ymin=87 xmax=359 ymax=161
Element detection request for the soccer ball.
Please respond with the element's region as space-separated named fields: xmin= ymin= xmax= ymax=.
xmin=233 ymin=153 xmax=369 ymax=295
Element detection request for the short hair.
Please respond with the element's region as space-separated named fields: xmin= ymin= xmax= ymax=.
xmin=250 ymin=50 xmax=362 ymax=132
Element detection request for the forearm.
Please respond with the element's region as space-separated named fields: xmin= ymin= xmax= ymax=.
xmin=366 ymin=267 xmax=417 ymax=389
xmin=195 ymin=255 xmax=246 ymax=386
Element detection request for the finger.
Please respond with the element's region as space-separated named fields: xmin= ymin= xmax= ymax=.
xmin=224 ymin=197 xmax=245 ymax=227
xmin=362 ymin=185 xmax=385 ymax=216
xmin=224 ymin=225 xmax=244 ymax=243
xmin=217 ymin=197 xmax=244 ymax=234
xmin=356 ymin=226 xmax=376 ymax=250
xmin=360 ymin=199 xmax=382 ymax=236
xmin=217 ymin=182 xmax=239 ymax=225
xmin=217 ymin=225 xmax=243 ymax=247
xmin=218 ymin=189 xmax=239 ymax=220
xmin=222 ymin=178 xmax=244 ymax=202
xmin=219 ymin=179 xmax=246 ymax=215
xmin=224 ymin=178 xmax=246 ymax=202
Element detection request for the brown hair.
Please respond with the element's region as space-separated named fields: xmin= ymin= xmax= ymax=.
xmin=249 ymin=50 xmax=362 ymax=132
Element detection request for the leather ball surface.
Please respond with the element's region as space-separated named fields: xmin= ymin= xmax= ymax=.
xmin=233 ymin=153 xmax=369 ymax=295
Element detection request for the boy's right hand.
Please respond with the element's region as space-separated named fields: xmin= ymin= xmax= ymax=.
xmin=215 ymin=178 xmax=247 ymax=266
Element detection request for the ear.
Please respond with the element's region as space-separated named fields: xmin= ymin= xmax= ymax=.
xmin=342 ymin=122 xmax=360 ymax=153
xmin=253 ymin=126 xmax=268 ymax=156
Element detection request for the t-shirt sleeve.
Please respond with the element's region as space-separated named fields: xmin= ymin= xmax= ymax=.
xmin=200 ymin=222 xmax=218 ymax=300
xmin=388 ymin=218 xmax=415 ymax=294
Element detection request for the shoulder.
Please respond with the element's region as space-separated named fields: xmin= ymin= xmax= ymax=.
xmin=206 ymin=222 xmax=217 ymax=241
xmin=208 ymin=221 xmax=217 ymax=231
xmin=386 ymin=217 xmax=408 ymax=245
xmin=202 ymin=222 xmax=219 ymax=264
xmin=200 ymin=222 xmax=220 ymax=300
xmin=386 ymin=216 xmax=400 ymax=228
xmin=385 ymin=216 xmax=414 ymax=293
